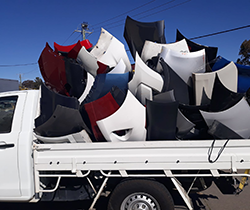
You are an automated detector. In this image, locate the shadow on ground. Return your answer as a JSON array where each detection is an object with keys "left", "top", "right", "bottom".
[{"left": 0, "top": 196, "right": 108, "bottom": 210}]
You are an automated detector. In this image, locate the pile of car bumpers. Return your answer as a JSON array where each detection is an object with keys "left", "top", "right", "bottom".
[{"left": 34, "top": 16, "right": 250, "bottom": 143}]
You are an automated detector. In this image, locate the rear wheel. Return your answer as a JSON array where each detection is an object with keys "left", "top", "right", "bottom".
[{"left": 107, "top": 179, "right": 174, "bottom": 210}]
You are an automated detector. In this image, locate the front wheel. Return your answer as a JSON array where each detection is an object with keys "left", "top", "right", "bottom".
[{"left": 107, "top": 179, "right": 174, "bottom": 210}]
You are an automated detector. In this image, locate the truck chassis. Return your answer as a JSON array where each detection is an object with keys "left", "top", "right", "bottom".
[{"left": 33, "top": 139, "right": 250, "bottom": 210}]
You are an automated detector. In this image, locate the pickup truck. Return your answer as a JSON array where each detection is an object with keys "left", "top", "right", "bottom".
[{"left": 1, "top": 89, "right": 250, "bottom": 210}]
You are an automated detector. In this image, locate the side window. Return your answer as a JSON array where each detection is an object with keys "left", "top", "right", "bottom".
[{"left": 0, "top": 96, "right": 18, "bottom": 133}]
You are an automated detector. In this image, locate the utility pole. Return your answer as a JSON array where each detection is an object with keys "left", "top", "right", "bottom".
[
  {"left": 19, "top": 74, "right": 23, "bottom": 90},
  {"left": 19, "top": 74, "right": 22, "bottom": 85},
  {"left": 75, "top": 22, "right": 92, "bottom": 40}
]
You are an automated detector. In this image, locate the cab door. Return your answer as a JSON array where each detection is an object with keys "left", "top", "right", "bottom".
[{"left": 0, "top": 92, "right": 26, "bottom": 197}]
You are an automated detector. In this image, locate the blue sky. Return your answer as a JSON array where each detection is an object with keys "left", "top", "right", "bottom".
[{"left": 0, "top": 0, "right": 249, "bottom": 82}]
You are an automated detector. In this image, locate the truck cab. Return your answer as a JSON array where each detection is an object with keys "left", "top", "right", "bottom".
[{"left": 0, "top": 90, "right": 39, "bottom": 201}]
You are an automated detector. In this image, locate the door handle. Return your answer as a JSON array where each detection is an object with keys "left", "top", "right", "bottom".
[{"left": 0, "top": 142, "right": 14, "bottom": 149}]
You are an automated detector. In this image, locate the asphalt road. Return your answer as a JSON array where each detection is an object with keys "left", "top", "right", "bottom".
[
  {"left": 174, "top": 176, "right": 250, "bottom": 210},
  {"left": 1, "top": 178, "right": 250, "bottom": 210}
]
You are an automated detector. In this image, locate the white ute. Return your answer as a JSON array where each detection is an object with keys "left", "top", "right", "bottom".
[{"left": 1, "top": 89, "right": 250, "bottom": 210}]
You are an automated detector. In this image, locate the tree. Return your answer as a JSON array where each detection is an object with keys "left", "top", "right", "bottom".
[
  {"left": 33, "top": 77, "right": 43, "bottom": 89},
  {"left": 236, "top": 39, "right": 250, "bottom": 66},
  {"left": 21, "top": 80, "right": 34, "bottom": 89},
  {"left": 21, "top": 77, "right": 43, "bottom": 90}
]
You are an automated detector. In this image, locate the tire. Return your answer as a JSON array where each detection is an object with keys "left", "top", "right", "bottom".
[{"left": 107, "top": 179, "right": 174, "bottom": 210}]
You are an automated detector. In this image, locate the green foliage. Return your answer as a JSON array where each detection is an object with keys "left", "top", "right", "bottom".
[
  {"left": 33, "top": 77, "right": 43, "bottom": 89},
  {"left": 236, "top": 39, "right": 250, "bottom": 66},
  {"left": 21, "top": 77, "right": 43, "bottom": 89}
]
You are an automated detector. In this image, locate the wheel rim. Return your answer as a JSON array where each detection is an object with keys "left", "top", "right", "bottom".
[{"left": 120, "top": 192, "right": 160, "bottom": 210}]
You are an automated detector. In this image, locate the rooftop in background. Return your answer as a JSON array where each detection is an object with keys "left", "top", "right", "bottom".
[{"left": 0, "top": 78, "right": 19, "bottom": 93}]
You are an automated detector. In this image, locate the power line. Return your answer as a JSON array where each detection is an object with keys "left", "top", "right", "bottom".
[
  {"left": 90, "top": 0, "right": 175, "bottom": 32},
  {"left": 137, "top": 0, "right": 191, "bottom": 20},
  {"left": 23, "top": 66, "right": 39, "bottom": 75},
  {"left": 93, "top": 0, "right": 191, "bottom": 32},
  {"left": 65, "top": 0, "right": 185, "bottom": 42},
  {"left": 62, "top": 31, "right": 76, "bottom": 44},
  {"left": 72, "top": 33, "right": 82, "bottom": 43},
  {"left": 190, "top": 24, "right": 250, "bottom": 40},
  {"left": 72, "top": 0, "right": 156, "bottom": 43},
  {"left": 2, "top": 22, "right": 250, "bottom": 68},
  {"left": 0, "top": 62, "right": 37, "bottom": 67},
  {"left": 133, "top": 0, "right": 175, "bottom": 19},
  {"left": 62, "top": 23, "right": 84, "bottom": 44},
  {"left": 91, "top": 0, "right": 156, "bottom": 28}
]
